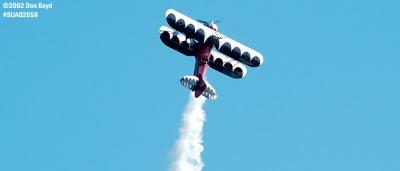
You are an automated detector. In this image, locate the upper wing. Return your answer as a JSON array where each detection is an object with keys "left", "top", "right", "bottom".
[
  {"left": 208, "top": 50, "right": 247, "bottom": 79},
  {"left": 159, "top": 26, "right": 199, "bottom": 56},
  {"left": 165, "top": 9, "right": 216, "bottom": 44},
  {"left": 165, "top": 9, "right": 264, "bottom": 67}
]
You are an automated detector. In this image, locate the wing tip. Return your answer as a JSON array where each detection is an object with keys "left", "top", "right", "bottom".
[
  {"left": 165, "top": 8, "right": 177, "bottom": 17},
  {"left": 258, "top": 54, "right": 264, "bottom": 66},
  {"left": 159, "top": 25, "right": 174, "bottom": 35}
]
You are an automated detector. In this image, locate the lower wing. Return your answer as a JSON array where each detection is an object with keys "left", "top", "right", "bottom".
[
  {"left": 208, "top": 50, "right": 247, "bottom": 79},
  {"left": 159, "top": 26, "right": 198, "bottom": 56}
]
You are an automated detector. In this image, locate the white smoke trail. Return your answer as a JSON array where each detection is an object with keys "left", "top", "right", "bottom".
[{"left": 169, "top": 93, "right": 206, "bottom": 171}]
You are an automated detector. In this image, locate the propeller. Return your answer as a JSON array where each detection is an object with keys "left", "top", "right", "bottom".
[
  {"left": 196, "top": 19, "right": 209, "bottom": 26},
  {"left": 196, "top": 19, "right": 221, "bottom": 26}
]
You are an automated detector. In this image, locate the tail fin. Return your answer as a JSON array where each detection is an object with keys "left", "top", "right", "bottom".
[{"left": 180, "top": 76, "right": 217, "bottom": 100}]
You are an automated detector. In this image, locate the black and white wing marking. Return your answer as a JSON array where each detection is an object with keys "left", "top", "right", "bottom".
[
  {"left": 209, "top": 50, "right": 247, "bottom": 79},
  {"left": 166, "top": 9, "right": 217, "bottom": 44},
  {"left": 215, "top": 35, "right": 263, "bottom": 67},
  {"left": 166, "top": 9, "right": 264, "bottom": 67},
  {"left": 159, "top": 26, "right": 199, "bottom": 56}
]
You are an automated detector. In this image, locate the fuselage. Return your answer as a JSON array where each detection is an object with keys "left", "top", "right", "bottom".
[
  {"left": 193, "top": 40, "right": 213, "bottom": 97},
  {"left": 192, "top": 22, "right": 218, "bottom": 98}
]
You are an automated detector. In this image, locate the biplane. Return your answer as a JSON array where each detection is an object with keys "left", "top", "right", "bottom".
[{"left": 159, "top": 9, "right": 264, "bottom": 100}]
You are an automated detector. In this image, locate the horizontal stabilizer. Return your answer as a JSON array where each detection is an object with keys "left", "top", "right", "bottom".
[
  {"left": 180, "top": 76, "right": 199, "bottom": 91},
  {"left": 202, "top": 81, "right": 217, "bottom": 100},
  {"left": 180, "top": 76, "right": 217, "bottom": 100}
]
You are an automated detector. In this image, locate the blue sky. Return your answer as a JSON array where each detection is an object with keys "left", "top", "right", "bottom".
[{"left": 1, "top": 0, "right": 399, "bottom": 170}]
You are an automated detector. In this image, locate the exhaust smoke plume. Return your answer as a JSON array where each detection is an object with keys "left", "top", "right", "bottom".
[{"left": 169, "top": 94, "right": 206, "bottom": 171}]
